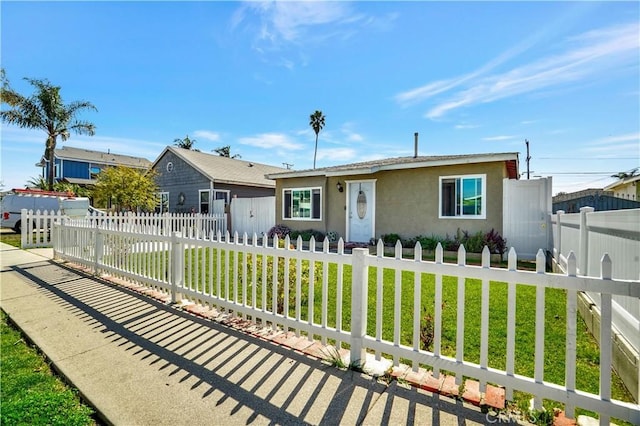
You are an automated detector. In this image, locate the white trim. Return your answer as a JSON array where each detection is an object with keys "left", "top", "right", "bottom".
[
  {"left": 282, "top": 187, "right": 322, "bottom": 221},
  {"left": 438, "top": 174, "right": 487, "bottom": 220},
  {"left": 266, "top": 153, "right": 518, "bottom": 179}
]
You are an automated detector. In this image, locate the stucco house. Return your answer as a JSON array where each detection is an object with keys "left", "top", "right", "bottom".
[
  {"left": 265, "top": 152, "right": 519, "bottom": 243},
  {"left": 37, "top": 146, "right": 152, "bottom": 187},
  {"left": 152, "top": 146, "right": 287, "bottom": 214}
]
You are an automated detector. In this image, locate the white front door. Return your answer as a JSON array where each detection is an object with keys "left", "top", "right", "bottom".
[{"left": 347, "top": 180, "right": 375, "bottom": 243}]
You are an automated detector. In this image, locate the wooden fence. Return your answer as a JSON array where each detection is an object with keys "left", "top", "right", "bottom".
[{"left": 51, "top": 221, "right": 640, "bottom": 425}]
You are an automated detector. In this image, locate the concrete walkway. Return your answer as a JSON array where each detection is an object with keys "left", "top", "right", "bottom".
[{"left": 0, "top": 242, "right": 500, "bottom": 425}]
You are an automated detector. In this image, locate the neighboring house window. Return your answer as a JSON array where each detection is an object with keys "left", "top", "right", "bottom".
[
  {"left": 283, "top": 188, "right": 321, "bottom": 220},
  {"left": 90, "top": 166, "right": 101, "bottom": 179},
  {"left": 439, "top": 175, "right": 486, "bottom": 219},
  {"left": 199, "top": 190, "right": 210, "bottom": 214},
  {"left": 214, "top": 190, "right": 230, "bottom": 205},
  {"left": 156, "top": 192, "right": 169, "bottom": 213}
]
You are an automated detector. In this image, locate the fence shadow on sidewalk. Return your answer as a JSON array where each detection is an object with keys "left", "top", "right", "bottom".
[{"left": 10, "top": 259, "right": 499, "bottom": 425}]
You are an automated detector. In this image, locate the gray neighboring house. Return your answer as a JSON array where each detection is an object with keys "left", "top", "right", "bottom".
[{"left": 151, "top": 146, "right": 287, "bottom": 214}]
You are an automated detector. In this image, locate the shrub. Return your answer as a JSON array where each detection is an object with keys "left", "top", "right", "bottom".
[
  {"left": 381, "top": 233, "right": 402, "bottom": 246},
  {"left": 484, "top": 228, "right": 507, "bottom": 255},
  {"left": 267, "top": 224, "right": 291, "bottom": 239},
  {"left": 290, "top": 229, "right": 325, "bottom": 241},
  {"left": 420, "top": 309, "right": 434, "bottom": 351}
]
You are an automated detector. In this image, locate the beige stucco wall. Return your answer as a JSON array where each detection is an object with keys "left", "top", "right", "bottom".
[{"left": 275, "top": 161, "right": 511, "bottom": 241}]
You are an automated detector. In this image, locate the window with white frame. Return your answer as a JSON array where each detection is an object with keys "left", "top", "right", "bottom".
[
  {"left": 283, "top": 187, "right": 321, "bottom": 220},
  {"left": 199, "top": 190, "right": 210, "bottom": 214},
  {"left": 156, "top": 192, "right": 169, "bottom": 213},
  {"left": 439, "top": 175, "right": 486, "bottom": 218}
]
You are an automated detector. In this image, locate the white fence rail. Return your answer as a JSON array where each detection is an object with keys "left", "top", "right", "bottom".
[
  {"left": 551, "top": 207, "right": 640, "bottom": 354},
  {"left": 19, "top": 209, "right": 227, "bottom": 249},
  {"left": 51, "top": 221, "right": 640, "bottom": 425}
]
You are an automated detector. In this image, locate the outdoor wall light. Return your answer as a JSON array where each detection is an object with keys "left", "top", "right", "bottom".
[{"left": 336, "top": 182, "right": 344, "bottom": 192}]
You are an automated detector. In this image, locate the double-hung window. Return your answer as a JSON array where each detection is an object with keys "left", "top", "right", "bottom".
[
  {"left": 283, "top": 188, "right": 321, "bottom": 220},
  {"left": 439, "top": 174, "right": 486, "bottom": 219}
]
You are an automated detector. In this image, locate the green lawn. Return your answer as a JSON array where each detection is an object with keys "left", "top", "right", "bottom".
[
  {"left": 0, "top": 311, "right": 95, "bottom": 425},
  {"left": 22, "top": 235, "right": 637, "bottom": 422},
  {"left": 0, "top": 230, "right": 21, "bottom": 248},
  {"left": 167, "top": 247, "right": 634, "bottom": 419}
]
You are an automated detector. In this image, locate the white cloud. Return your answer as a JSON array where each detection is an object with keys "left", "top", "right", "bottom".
[
  {"left": 193, "top": 130, "right": 221, "bottom": 142},
  {"left": 482, "top": 135, "right": 517, "bottom": 141},
  {"left": 396, "top": 22, "right": 639, "bottom": 119},
  {"left": 587, "top": 132, "right": 640, "bottom": 147},
  {"left": 248, "top": 1, "right": 360, "bottom": 44},
  {"left": 238, "top": 132, "right": 304, "bottom": 150},
  {"left": 455, "top": 124, "right": 479, "bottom": 130},
  {"left": 316, "top": 147, "right": 357, "bottom": 161}
]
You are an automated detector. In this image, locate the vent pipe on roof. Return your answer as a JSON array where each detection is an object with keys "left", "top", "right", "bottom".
[{"left": 414, "top": 132, "right": 419, "bottom": 158}]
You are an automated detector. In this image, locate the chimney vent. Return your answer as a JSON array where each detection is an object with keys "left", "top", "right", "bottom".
[{"left": 414, "top": 132, "right": 419, "bottom": 158}]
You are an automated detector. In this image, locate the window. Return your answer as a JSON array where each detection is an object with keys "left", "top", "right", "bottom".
[
  {"left": 439, "top": 175, "right": 486, "bottom": 219},
  {"left": 283, "top": 188, "right": 321, "bottom": 220},
  {"left": 156, "top": 192, "right": 169, "bottom": 213},
  {"left": 214, "top": 190, "right": 230, "bottom": 205},
  {"left": 90, "top": 166, "right": 101, "bottom": 179},
  {"left": 199, "top": 190, "right": 210, "bottom": 214}
]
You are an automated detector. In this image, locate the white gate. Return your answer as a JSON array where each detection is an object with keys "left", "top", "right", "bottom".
[
  {"left": 503, "top": 177, "right": 553, "bottom": 259},
  {"left": 230, "top": 196, "right": 275, "bottom": 237}
]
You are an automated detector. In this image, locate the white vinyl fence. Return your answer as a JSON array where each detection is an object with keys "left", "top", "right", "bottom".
[
  {"left": 51, "top": 220, "right": 640, "bottom": 425},
  {"left": 230, "top": 196, "right": 275, "bottom": 237},
  {"left": 19, "top": 209, "right": 227, "bottom": 249},
  {"left": 551, "top": 207, "right": 640, "bottom": 353}
]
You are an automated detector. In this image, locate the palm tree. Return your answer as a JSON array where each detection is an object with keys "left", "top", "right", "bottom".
[
  {"left": 0, "top": 75, "right": 97, "bottom": 190},
  {"left": 309, "top": 110, "right": 325, "bottom": 169},
  {"left": 213, "top": 145, "right": 241, "bottom": 159},
  {"left": 173, "top": 134, "right": 199, "bottom": 151}
]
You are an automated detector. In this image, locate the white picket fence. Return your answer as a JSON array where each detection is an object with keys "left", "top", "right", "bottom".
[
  {"left": 51, "top": 221, "right": 640, "bottom": 425},
  {"left": 19, "top": 209, "right": 227, "bottom": 249}
]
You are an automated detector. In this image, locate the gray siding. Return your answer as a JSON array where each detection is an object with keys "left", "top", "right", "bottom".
[{"left": 153, "top": 151, "right": 275, "bottom": 213}]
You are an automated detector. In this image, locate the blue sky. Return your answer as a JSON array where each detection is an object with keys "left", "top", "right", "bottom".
[{"left": 1, "top": 1, "right": 638, "bottom": 195}]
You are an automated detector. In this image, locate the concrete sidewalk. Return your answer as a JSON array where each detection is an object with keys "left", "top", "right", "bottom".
[{"left": 0, "top": 242, "right": 497, "bottom": 425}]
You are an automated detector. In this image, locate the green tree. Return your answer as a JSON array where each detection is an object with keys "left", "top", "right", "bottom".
[
  {"left": 174, "top": 134, "right": 199, "bottom": 151},
  {"left": 309, "top": 110, "right": 325, "bottom": 169},
  {"left": 0, "top": 74, "right": 97, "bottom": 190},
  {"left": 213, "top": 145, "right": 241, "bottom": 159},
  {"left": 26, "top": 176, "right": 48, "bottom": 190},
  {"left": 92, "top": 166, "right": 158, "bottom": 212}
]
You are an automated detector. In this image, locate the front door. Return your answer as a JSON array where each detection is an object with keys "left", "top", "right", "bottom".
[{"left": 347, "top": 180, "right": 375, "bottom": 243}]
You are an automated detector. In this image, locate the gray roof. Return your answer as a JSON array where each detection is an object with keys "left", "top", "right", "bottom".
[
  {"left": 55, "top": 146, "right": 152, "bottom": 169},
  {"left": 155, "top": 146, "right": 287, "bottom": 188},
  {"left": 266, "top": 152, "right": 520, "bottom": 179}
]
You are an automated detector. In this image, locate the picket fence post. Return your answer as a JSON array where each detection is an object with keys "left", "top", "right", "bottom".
[
  {"left": 555, "top": 210, "right": 564, "bottom": 262},
  {"left": 579, "top": 206, "right": 594, "bottom": 275},
  {"left": 350, "top": 248, "right": 368, "bottom": 366},
  {"left": 171, "top": 232, "right": 183, "bottom": 303},
  {"left": 20, "top": 209, "right": 28, "bottom": 248},
  {"left": 94, "top": 225, "right": 104, "bottom": 276}
]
